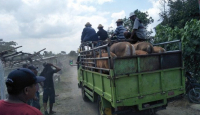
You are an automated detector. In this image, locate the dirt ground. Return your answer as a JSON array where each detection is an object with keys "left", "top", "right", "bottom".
[{"left": 45, "top": 66, "right": 200, "bottom": 115}]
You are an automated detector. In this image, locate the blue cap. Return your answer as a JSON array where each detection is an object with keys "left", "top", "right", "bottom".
[{"left": 6, "top": 68, "right": 45, "bottom": 89}]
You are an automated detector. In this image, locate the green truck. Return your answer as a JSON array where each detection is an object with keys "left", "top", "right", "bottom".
[{"left": 76, "top": 40, "right": 185, "bottom": 115}]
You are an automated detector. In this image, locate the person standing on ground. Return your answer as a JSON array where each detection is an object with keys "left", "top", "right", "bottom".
[
  {"left": 40, "top": 63, "right": 61, "bottom": 115},
  {"left": 0, "top": 68, "right": 43, "bottom": 115},
  {"left": 28, "top": 65, "right": 45, "bottom": 110}
]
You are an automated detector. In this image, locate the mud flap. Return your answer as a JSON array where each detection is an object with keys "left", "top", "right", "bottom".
[{"left": 98, "top": 96, "right": 112, "bottom": 115}]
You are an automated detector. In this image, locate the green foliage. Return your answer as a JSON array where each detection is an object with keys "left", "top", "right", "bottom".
[
  {"left": 0, "top": 39, "right": 17, "bottom": 52},
  {"left": 160, "top": 0, "right": 199, "bottom": 28},
  {"left": 155, "top": 19, "right": 200, "bottom": 78},
  {"left": 68, "top": 50, "right": 78, "bottom": 57},
  {"left": 43, "top": 51, "right": 55, "bottom": 57}
]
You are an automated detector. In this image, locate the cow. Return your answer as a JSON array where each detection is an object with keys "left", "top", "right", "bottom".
[
  {"left": 153, "top": 46, "right": 166, "bottom": 53},
  {"left": 135, "top": 50, "right": 148, "bottom": 55},
  {"left": 110, "top": 42, "right": 136, "bottom": 57},
  {"left": 133, "top": 42, "right": 154, "bottom": 54},
  {"left": 96, "top": 52, "right": 117, "bottom": 74}
]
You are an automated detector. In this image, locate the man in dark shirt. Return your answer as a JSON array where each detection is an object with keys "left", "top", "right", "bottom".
[
  {"left": 97, "top": 24, "right": 108, "bottom": 41},
  {"left": 81, "top": 22, "right": 98, "bottom": 43},
  {"left": 40, "top": 63, "right": 61, "bottom": 115}
]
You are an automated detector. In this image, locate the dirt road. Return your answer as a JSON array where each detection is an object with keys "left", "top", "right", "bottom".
[
  {"left": 53, "top": 66, "right": 98, "bottom": 115},
  {"left": 52, "top": 67, "right": 200, "bottom": 115}
]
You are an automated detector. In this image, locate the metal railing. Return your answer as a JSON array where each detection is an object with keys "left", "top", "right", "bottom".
[{"left": 153, "top": 40, "right": 182, "bottom": 51}]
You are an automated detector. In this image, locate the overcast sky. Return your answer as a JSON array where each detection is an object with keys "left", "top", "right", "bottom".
[{"left": 0, "top": 0, "right": 162, "bottom": 54}]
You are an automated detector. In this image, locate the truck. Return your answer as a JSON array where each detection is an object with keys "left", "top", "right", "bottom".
[{"left": 76, "top": 40, "right": 185, "bottom": 115}]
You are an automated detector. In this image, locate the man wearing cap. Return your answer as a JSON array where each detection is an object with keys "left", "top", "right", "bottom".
[
  {"left": 129, "top": 12, "right": 147, "bottom": 43},
  {"left": 81, "top": 22, "right": 98, "bottom": 43},
  {"left": 40, "top": 63, "right": 61, "bottom": 115},
  {"left": 111, "top": 19, "right": 127, "bottom": 40},
  {"left": 97, "top": 24, "right": 108, "bottom": 41},
  {"left": 0, "top": 68, "right": 43, "bottom": 115},
  {"left": 28, "top": 65, "right": 45, "bottom": 110}
]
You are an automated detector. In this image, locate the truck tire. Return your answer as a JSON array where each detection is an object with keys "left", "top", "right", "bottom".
[
  {"left": 188, "top": 88, "right": 200, "bottom": 104},
  {"left": 81, "top": 86, "right": 89, "bottom": 102}
]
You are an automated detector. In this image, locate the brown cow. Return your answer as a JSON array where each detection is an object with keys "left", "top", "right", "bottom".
[
  {"left": 133, "top": 42, "right": 154, "bottom": 54},
  {"left": 96, "top": 52, "right": 117, "bottom": 73},
  {"left": 153, "top": 46, "right": 166, "bottom": 53},
  {"left": 110, "top": 42, "right": 136, "bottom": 57},
  {"left": 135, "top": 50, "right": 148, "bottom": 55}
]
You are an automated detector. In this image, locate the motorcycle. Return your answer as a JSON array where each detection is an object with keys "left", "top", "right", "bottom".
[{"left": 185, "top": 71, "right": 200, "bottom": 104}]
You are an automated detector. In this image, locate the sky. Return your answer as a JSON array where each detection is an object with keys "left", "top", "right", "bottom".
[{"left": 0, "top": 0, "right": 162, "bottom": 54}]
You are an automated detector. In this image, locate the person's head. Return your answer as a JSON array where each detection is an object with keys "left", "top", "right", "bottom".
[
  {"left": 97, "top": 24, "right": 103, "bottom": 30},
  {"left": 116, "top": 19, "right": 123, "bottom": 26},
  {"left": 129, "top": 12, "right": 137, "bottom": 21},
  {"left": 28, "top": 65, "right": 38, "bottom": 75},
  {"left": 22, "top": 64, "right": 28, "bottom": 68},
  {"left": 43, "top": 63, "right": 53, "bottom": 72},
  {"left": 5, "top": 68, "right": 44, "bottom": 101},
  {"left": 85, "top": 22, "right": 92, "bottom": 27}
]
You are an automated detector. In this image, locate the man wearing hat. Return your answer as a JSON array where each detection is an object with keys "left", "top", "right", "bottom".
[
  {"left": 0, "top": 68, "right": 43, "bottom": 115},
  {"left": 111, "top": 19, "right": 127, "bottom": 40},
  {"left": 97, "top": 24, "right": 108, "bottom": 41},
  {"left": 28, "top": 65, "right": 45, "bottom": 110},
  {"left": 129, "top": 12, "right": 147, "bottom": 43},
  {"left": 81, "top": 22, "right": 98, "bottom": 43}
]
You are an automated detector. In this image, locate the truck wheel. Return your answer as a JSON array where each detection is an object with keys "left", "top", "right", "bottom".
[
  {"left": 188, "top": 88, "right": 200, "bottom": 104},
  {"left": 81, "top": 86, "right": 89, "bottom": 102}
]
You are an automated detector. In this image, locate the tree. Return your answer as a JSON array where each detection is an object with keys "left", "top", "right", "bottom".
[
  {"left": 0, "top": 39, "right": 17, "bottom": 52},
  {"left": 43, "top": 51, "right": 56, "bottom": 57},
  {"left": 68, "top": 51, "right": 78, "bottom": 57},
  {"left": 155, "top": 19, "right": 200, "bottom": 79},
  {"left": 159, "top": 0, "right": 199, "bottom": 28}
]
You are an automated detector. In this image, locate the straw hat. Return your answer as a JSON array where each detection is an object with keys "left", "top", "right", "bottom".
[
  {"left": 129, "top": 12, "right": 136, "bottom": 18},
  {"left": 85, "top": 22, "right": 92, "bottom": 26},
  {"left": 116, "top": 19, "right": 123, "bottom": 23},
  {"left": 97, "top": 24, "right": 103, "bottom": 28}
]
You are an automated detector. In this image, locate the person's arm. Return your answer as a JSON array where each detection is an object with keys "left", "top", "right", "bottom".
[
  {"left": 81, "top": 28, "right": 86, "bottom": 43},
  {"left": 48, "top": 63, "right": 61, "bottom": 73},
  {"left": 129, "top": 19, "right": 139, "bottom": 39},
  {"left": 129, "top": 29, "right": 135, "bottom": 39},
  {"left": 111, "top": 27, "right": 118, "bottom": 38}
]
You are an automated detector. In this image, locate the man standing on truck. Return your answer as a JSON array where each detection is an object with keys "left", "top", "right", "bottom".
[
  {"left": 128, "top": 12, "right": 147, "bottom": 43},
  {"left": 40, "top": 63, "right": 61, "bottom": 115},
  {"left": 111, "top": 19, "right": 127, "bottom": 40},
  {"left": 97, "top": 24, "right": 108, "bottom": 41},
  {"left": 81, "top": 22, "right": 98, "bottom": 43}
]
